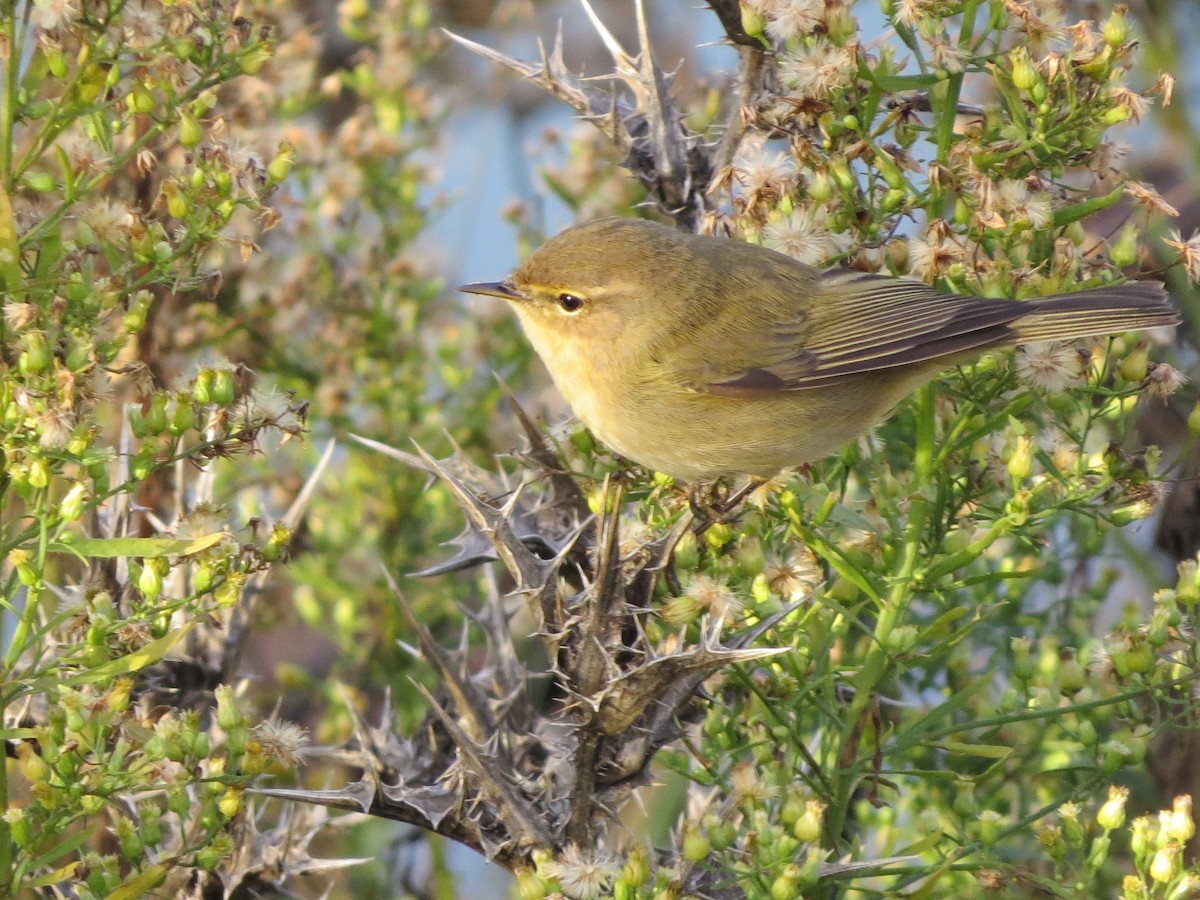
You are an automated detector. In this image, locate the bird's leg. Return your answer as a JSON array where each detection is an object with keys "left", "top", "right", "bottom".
[{"left": 686, "top": 477, "right": 759, "bottom": 532}]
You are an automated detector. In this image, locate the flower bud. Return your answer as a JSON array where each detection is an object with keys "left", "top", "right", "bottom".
[
  {"left": 137, "top": 560, "right": 162, "bottom": 600},
  {"left": 1098, "top": 786, "right": 1129, "bottom": 831},
  {"left": 267, "top": 141, "right": 295, "bottom": 183},
  {"left": 978, "top": 810, "right": 1003, "bottom": 847},
  {"left": 1007, "top": 435, "right": 1033, "bottom": 482},
  {"left": 215, "top": 685, "right": 246, "bottom": 731},
  {"left": 1149, "top": 843, "right": 1179, "bottom": 883},
  {"left": 212, "top": 367, "right": 236, "bottom": 405},
  {"left": 218, "top": 787, "right": 242, "bottom": 819},
  {"left": 59, "top": 482, "right": 86, "bottom": 522},
  {"left": 1111, "top": 225, "right": 1139, "bottom": 268},
  {"left": 19, "top": 332, "right": 51, "bottom": 374},
  {"left": 793, "top": 799, "right": 825, "bottom": 843},
  {"left": 179, "top": 112, "right": 202, "bottom": 148},
  {"left": 1010, "top": 47, "right": 1037, "bottom": 92},
  {"left": 1130, "top": 815, "right": 1153, "bottom": 860},
  {"left": 1057, "top": 651, "right": 1084, "bottom": 695},
  {"left": 682, "top": 821, "right": 709, "bottom": 861},
  {"left": 771, "top": 865, "right": 801, "bottom": 900},
  {"left": 1165, "top": 795, "right": 1195, "bottom": 843},
  {"left": 1103, "top": 5, "right": 1130, "bottom": 46}
]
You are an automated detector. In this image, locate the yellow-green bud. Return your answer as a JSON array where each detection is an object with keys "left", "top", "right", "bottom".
[
  {"left": 1098, "top": 786, "right": 1129, "bottom": 831},
  {"left": 622, "top": 844, "right": 649, "bottom": 886},
  {"left": 179, "top": 112, "right": 202, "bottom": 148},
  {"left": 808, "top": 171, "right": 833, "bottom": 203},
  {"left": 1057, "top": 652, "right": 1085, "bottom": 695},
  {"left": 218, "top": 787, "right": 242, "bottom": 819},
  {"left": 830, "top": 158, "right": 855, "bottom": 192},
  {"left": 19, "top": 332, "right": 51, "bottom": 374},
  {"left": 164, "top": 182, "right": 191, "bottom": 219},
  {"left": 771, "top": 865, "right": 801, "bottom": 900},
  {"left": 170, "top": 395, "right": 195, "bottom": 435},
  {"left": 267, "top": 141, "right": 295, "bottom": 183},
  {"left": 193, "top": 368, "right": 214, "bottom": 404},
  {"left": 145, "top": 394, "right": 169, "bottom": 434},
  {"left": 239, "top": 45, "right": 272, "bottom": 74},
  {"left": 1129, "top": 815, "right": 1153, "bottom": 862},
  {"left": 793, "top": 799, "right": 825, "bottom": 843},
  {"left": 24, "top": 172, "right": 55, "bottom": 193},
  {"left": 1166, "top": 795, "right": 1195, "bottom": 843},
  {"left": 215, "top": 684, "right": 246, "bottom": 731},
  {"left": 1118, "top": 346, "right": 1148, "bottom": 382},
  {"left": 137, "top": 560, "right": 162, "bottom": 600},
  {"left": 515, "top": 868, "right": 547, "bottom": 900},
  {"left": 28, "top": 457, "right": 50, "bottom": 490},
  {"left": 59, "top": 482, "right": 86, "bottom": 522},
  {"left": 5, "top": 808, "right": 29, "bottom": 847},
  {"left": 682, "top": 821, "right": 710, "bottom": 862},
  {"left": 978, "top": 810, "right": 1003, "bottom": 847},
  {"left": 193, "top": 562, "right": 215, "bottom": 595},
  {"left": 107, "top": 676, "right": 132, "bottom": 712},
  {"left": 1103, "top": 5, "right": 1130, "bottom": 46},
  {"left": 1150, "top": 844, "right": 1179, "bottom": 883},
  {"left": 1102, "top": 105, "right": 1131, "bottom": 126},
  {"left": 127, "top": 82, "right": 154, "bottom": 114},
  {"left": 1007, "top": 435, "right": 1034, "bottom": 483},
  {"left": 1111, "top": 225, "right": 1139, "bottom": 268},
  {"left": 1010, "top": 47, "right": 1037, "bottom": 92},
  {"left": 212, "top": 367, "right": 235, "bottom": 405}
]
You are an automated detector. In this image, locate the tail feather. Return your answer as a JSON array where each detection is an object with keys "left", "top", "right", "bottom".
[{"left": 1015, "top": 282, "right": 1179, "bottom": 343}]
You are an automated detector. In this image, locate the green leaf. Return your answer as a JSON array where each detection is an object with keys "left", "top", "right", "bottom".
[
  {"left": 868, "top": 72, "right": 940, "bottom": 92},
  {"left": 58, "top": 624, "right": 193, "bottom": 687},
  {"left": 932, "top": 740, "right": 1014, "bottom": 759},
  {"left": 25, "top": 862, "right": 80, "bottom": 889},
  {"left": 103, "top": 864, "right": 168, "bottom": 900},
  {"left": 49, "top": 533, "right": 228, "bottom": 559}
]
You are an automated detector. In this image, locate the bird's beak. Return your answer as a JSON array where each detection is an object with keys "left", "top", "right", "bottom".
[{"left": 458, "top": 281, "right": 526, "bottom": 302}]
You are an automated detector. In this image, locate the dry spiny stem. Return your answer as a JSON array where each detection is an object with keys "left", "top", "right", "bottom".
[{"left": 259, "top": 408, "right": 794, "bottom": 884}]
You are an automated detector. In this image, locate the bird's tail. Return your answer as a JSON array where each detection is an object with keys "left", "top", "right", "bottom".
[{"left": 1014, "top": 282, "right": 1179, "bottom": 343}]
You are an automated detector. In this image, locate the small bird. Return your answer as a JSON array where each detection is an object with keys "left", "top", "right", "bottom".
[{"left": 461, "top": 217, "right": 1179, "bottom": 481}]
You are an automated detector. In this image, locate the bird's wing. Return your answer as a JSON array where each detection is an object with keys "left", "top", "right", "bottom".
[{"left": 678, "top": 269, "right": 1027, "bottom": 397}]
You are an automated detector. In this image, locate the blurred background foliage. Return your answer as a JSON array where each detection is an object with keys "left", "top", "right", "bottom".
[{"left": 4, "top": 0, "right": 1200, "bottom": 896}]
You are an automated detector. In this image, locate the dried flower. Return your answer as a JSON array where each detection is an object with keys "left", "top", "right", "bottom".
[
  {"left": 765, "top": 0, "right": 826, "bottom": 42},
  {"left": 681, "top": 574, "right": 742, "bottom": 620},
  {"left": 252, "top": 718, "right": 309, "bottom": 769},
  {"left": 908, "top": 232, "right": 963, "bottom": 281},
  {"left": 763, "top": 207, "right": 846, "bottom": 266},
  {"left": 1148, "top": 73, "right": 1175, "bottom": 107},
  {"left": 3, "top": 302, "right": 38, "bottom": 331},
  {"left": 730, "top": 760, "right": 777, "bottom": 804},
  {"left": 1125, "top": 182, "right": 1179, "bottom": 218},
  {"left": 1144, "top": 363, "right": 1187, "bottom": 401},
  {"left": 1110, "top": 87, "right": 1150, "bottom": 123},
  {"left": 77, "top": 198, "right": 133, "bottom": 246},
  {"left": 732, "top": 138, "right": 796, "bottom": 211},
  {"left": 541, "top": 846, "right": 619, "bottom": 899},
  {"left": 1015, "top": 342, "right": 1085, "bottom": 393},
  {"left": 778, "top": 38, "right": 856, "bottom": 101},
  {"left": 1164, "top": 228, "right": 1200, "bottom": 282},
  {"left": 31, "top": 0, "right": 78, "bottom": 31},
  {"left": 763, "top": 549, "right": 821, "bottom": 599}
]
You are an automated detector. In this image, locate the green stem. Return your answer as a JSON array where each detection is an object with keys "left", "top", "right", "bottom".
[
  {"left": 5, "top": 503, "right": 48, "bottom": 671},
  {"left": 0, "top": 8, "right": 17, "bottom": 181}
]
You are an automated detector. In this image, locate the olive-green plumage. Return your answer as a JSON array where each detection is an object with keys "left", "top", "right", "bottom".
[{"left": 461, "top": 217, "right": 1178, "bottom": 481}]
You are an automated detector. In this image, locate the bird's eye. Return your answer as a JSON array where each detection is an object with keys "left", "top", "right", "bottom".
[{"left": 557, "top": 293, "right": 585, "bottom": 314}]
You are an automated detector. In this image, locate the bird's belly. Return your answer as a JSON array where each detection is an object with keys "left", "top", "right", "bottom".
[{"left": 582, "top": 374, "right": 917, "bottom": 481}]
